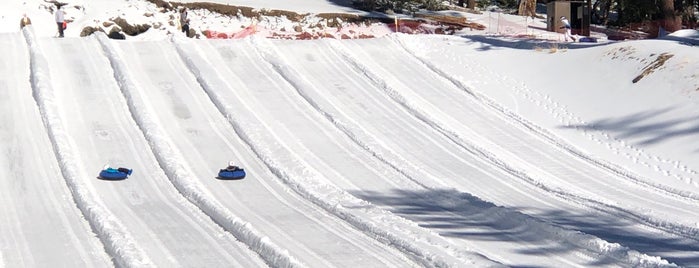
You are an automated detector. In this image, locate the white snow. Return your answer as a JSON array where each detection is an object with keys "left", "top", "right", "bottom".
[{"left": 1, "top": 0, "right": 698, "bottom": 267}]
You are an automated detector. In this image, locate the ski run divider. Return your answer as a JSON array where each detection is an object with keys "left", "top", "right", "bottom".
[
  {"left": 22, "top": 29, "right": 153, "bottom": 267},
  {"left": 170, "top": 36, "right": 504, "bottom": 268},
  {"left": 94, "top": 33, "right": 302, "bottom": 268},
  {"left": 321, "top": 36, "right": 677, "bottom": 267},
  {"left": 388, "top": 34, "right": 699, "bottom": 240}
]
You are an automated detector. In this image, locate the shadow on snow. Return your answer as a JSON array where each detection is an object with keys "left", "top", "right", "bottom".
[
  {"left": 457, "top": 34, "right": 611, "bottom": 51},
  {"left": 351, "top": 188, "right": 699, "bottom": 267},
  {"left": 558, "top": 106, "right": 699, "bottom": 150}
]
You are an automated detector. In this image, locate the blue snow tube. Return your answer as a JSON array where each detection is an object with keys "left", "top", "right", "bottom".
[
  {"left": 218, "top": 168, "right": 246, "bottom": 180},
  {"left": 99, "top": 167, "right": 133, "bottom": 180}
]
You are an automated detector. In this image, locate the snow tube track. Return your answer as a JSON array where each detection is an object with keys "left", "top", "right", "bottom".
[
  {"left": 22, "top": 29, "right": 151, "bottom": 268},
  {"left": 385, "top": 36, "right": 699, "bottom": 233},
  {"left": 330, "top": 36, "right": 698, "bottom": 263},
  {"left": 324, "top": 34, "right": 699, "bottom": 240},
  {"left": 102, "top": 34, "right": 429, "bottom": 268},
  {"left": 242, "top": 36, "right": 684, "bottom": 267},
  {"left": 5, "top": 29, "right": 696, "bottom": 267},
  {"left": 171, "top": 37, "right": 497, "bottom": 267},
  {"left": 1, "top": 32, "right": 111, "bottom": 268}
]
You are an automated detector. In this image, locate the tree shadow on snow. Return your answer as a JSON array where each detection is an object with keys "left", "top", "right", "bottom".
[
  {"left": 351, "top": 188, "right": 699, "bottom": 267},
  {"left": 558, "top": 106, "right": 699, "bottom": 151},
  {"left": 458, "top": 34, "right": 610, "bottom": 51}
]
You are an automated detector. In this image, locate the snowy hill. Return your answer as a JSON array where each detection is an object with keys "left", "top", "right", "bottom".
[{"left": 2, "top": 0, "right": 699, "bottom": 267}]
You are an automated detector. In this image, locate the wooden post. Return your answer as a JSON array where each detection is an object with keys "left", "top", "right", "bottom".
[{"left": 395, "top": 16, "right": 398, "bottom": 32}]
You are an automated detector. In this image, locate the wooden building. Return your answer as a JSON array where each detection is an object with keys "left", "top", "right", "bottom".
[{"left": 546, "top": 0, "right": 591, "bottom": 36}]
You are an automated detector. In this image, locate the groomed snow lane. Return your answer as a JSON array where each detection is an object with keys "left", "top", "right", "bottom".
[
  {"left": 35, "top": 34, "right": 266, "bottom": 267},
  {"left": 0, "top": 32, "right": 112, "bottom": 268},
  {"left": 243, "top": 36, "right": 677, "bottom": 267},
  {"left": 109, "top": 38, "right": 423, "bottom": 268}
]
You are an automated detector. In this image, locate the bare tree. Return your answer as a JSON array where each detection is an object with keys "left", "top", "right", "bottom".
[{"left": 518, "top": 0, "right": 536, "bottom": 18}]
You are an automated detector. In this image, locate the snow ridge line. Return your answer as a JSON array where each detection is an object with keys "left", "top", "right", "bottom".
[
  {"left": 392, "top": 34, "right": 699, "bottom": 232},
  {"left": 324, "top": 36, "right": 681, "bottom": 267},
  {"left": 95, "top": 33, "right": 302, "bottom": 268},
  {"left": 243, "top": 36, "right": 501, "bottom": 267},
  {"left": 398, "top": 36, "right": 699, "bottom": 203},
  {"left": 389, "top": 35, "right": 699, "bottom": 239},
  {"left": 180, "top": 35, "right": 501, "bottom": 267},
  {"left": 254, "top": 37, "right": 640, "bottom": 266},
  {"left": 249, "top": 36, "right": 511, "bottom": 268},
  {"left": 21, "top": 30, "right": 153, "bottom": 267},
  {"left": 255, "top": 36, "right": 640, "bottom": 265}
]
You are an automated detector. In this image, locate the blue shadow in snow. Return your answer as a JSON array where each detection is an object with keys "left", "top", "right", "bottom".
[
  {"left": 559, "top": 106, "right": 699, "bottom": 150},
  {"left": 457, "top": 34, "right": 611, "bottom": 51},
  {"left": 352, "top": 188, "right": 699, "bottom": 267}
]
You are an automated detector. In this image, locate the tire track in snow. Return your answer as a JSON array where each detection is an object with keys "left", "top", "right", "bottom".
[
  {"left": 95, "top": 33, "right": 301, "bottom": 268},
  {"left": 247, "top": 36, "right": 678, "bottom": 267},
  {"left": 240, "top": 38, "right": 584, "bottom": 266},
  {"left": 318, "top": 37, "right": 685, "bottom": 266},
  {"left": 386, "top": 35, "right": 699, "bottom": 240},
  {"left": 177, "top": 35, "right": 504, "bottom": 267},
  {"left": 169, "top": 38, "right": 413, "bottom": 267},
  {"left": 22, "top": 29, "right": 151, "bottom": 268}
]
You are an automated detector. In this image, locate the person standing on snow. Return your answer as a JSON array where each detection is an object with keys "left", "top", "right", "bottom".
[
  {"left": 559, "top": 16, "right": 576, "bottom": 42},
  {"left": 55, "top": 4, "right": 65, "bottom": 37},
  {"left": 179, "top": 7, "right": 190, "bottom": 37}
]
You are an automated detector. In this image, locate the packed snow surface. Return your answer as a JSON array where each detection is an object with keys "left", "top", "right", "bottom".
[{"left": 1, "top": 0, "right": 699, "bottom": 267}]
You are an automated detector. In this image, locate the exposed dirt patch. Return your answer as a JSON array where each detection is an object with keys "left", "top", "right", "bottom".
[
  {"left": 79, "top": 26, "right": 104, "bottom": 37},
  {"left": 603, "top": 46, "right": 637, "bottom": 60},
  {"left": 632, "top": 53, "right": 674, "bottom": 83},
  {"left": 414, "top": 13, "right": 485, "bottom": 30},
  {"left": 151, "top": 0, "right": 308, "bottom": 21},
  {"left": 112, "top": 17, "right": 152, "bottom": 36},
  {"left": 144, "top": 0, "right": 481, "bottom": 40},
  {"left": 81, "top": 0, "right": 485, "bottom": 40}
]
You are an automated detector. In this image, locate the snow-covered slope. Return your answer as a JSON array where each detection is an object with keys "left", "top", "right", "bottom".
[
  {"left": 3, "top": 1, "right": 699, "bottom": 267},
  {"left": 3, "top": 27, "right": 698, "bottom": 267}
]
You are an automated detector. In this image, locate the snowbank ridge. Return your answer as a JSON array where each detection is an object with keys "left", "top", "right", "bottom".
[
  {"left": 322, "top": 34, "right": 678, "bottom": 267},
  {"left": 389, "top": 35, "right": 699, "bottom": 242},
  {"left": 230, "top": 36, "right": 505, "bottom": 267},
  {"left": 95, "top": 33, "right": 303, "bottom": 268},
  {"left": 22, "top": 29, "right": 154, "bottom": 268}
]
